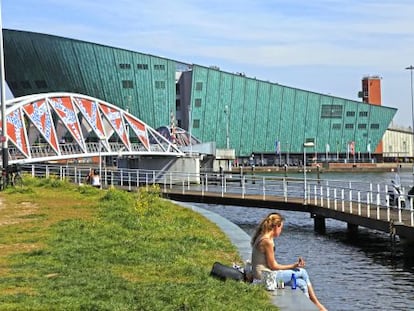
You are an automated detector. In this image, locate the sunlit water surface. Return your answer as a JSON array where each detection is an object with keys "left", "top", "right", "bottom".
[{"left": 192, "top": 171, "right": 414, "bottom": 311}]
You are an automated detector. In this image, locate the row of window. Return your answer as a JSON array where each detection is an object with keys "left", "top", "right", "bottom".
[
  {"left": 347, "top": 111, "right": 368, "bottom": 117},
  {"left": 119, "top": 63, "right": 165, "bottom": 70},
  {"left": 321, "top": 105, "right": 369, "bottom": 118},
  {"left": 332, "top": 123, "right": 380, "bottom": 130},
  {"left": 122, "top": 80, "right": 166, "bottom": 89}
]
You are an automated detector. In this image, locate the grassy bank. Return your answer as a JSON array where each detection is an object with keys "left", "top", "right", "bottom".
[{"left": 0, "top": 177, "right": 275, "bottom": 310}]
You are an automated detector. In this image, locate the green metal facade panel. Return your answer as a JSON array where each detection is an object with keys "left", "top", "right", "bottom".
[
  {"left": 4, "top": 29, "right": 176, "bottom": 129},
  {"left": 278, "top": 87, "right": 295, "bottom": 154},
  {"left": 4, "top": 30, "right": 397, "bottom": 157},
  {"left": 303, "top": 93, "right": 320, "bottom": 148},
  {"left": 254, "top": 82, "right": 271, "bottom": 152},
  {"left": 204, "top": 69, "right": 220, "bottom": 143},
  {"left": 291, "top": 89, "right": 308, "bottom": 152},
  {"left": 268, "top": 86, "right": 284, "bottom": 149},
  {"left": 191, "top": 65, "right": 397, "bottom": 156},
  {"left": 218, "top": 72, "right": 233, "bottom": 147},
  {"left": 230, "top": 76, "right": 246, "bottom": 154},
  {"left": 240, "top": 79, "right": 258, "bottom": 155}
]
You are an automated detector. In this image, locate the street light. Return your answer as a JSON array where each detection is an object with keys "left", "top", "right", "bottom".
[
  {"left": 98, "top": 138, "right": 105, "bottom": 189},
  {"left": 0, "top": 6, "right": 8, "bottom": 171},
  {"left": 224, "top": 105, "right": 230, "bottom": 149},
  {"left": 188, "top": 103, "right": 192, "bottom": 156},
  {"left": 303, "top": 140, "right": 315, "bottom": 204},
  {"left": 406, "top": 65, "right": 414, "bottom": 184}
]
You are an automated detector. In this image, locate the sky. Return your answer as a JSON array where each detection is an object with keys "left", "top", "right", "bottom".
[{"left": 3, "top": 0, "right": 414, "bottom": 127}]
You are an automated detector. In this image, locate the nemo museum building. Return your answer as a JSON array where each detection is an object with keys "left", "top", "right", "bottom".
[{"left": 3, "top": 29, "right": 397, "bottom": 165}]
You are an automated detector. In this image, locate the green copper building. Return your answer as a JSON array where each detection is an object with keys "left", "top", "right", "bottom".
[{"left": 3, "top": 29, "right": 397, "bottom": 161}]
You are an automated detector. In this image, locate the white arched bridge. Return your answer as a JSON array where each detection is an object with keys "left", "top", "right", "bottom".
[{"left": 2, "top": 92, "right": 185, "bottom": 164}]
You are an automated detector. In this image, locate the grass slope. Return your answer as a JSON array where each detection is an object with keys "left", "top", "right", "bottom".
[{"left": 0, "top": 177, "right": 276, "bottom": 310}]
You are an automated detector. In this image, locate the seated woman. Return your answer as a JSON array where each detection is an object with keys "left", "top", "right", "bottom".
[
  {"left": 251, "top": 212, "right": 327, "bottom": 311},
  {"left": 86, "top": 169, "right": 101, "bottom": 188},
  {"left": 91, "top": 169, "right": 101, "bottom": 188}
]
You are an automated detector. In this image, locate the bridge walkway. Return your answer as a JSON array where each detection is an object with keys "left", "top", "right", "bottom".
[
  {"left": 163, "top": 188, "right": 414, "bottom": 241},
  {"left": 22, "top": 163, "right": 414, "bottom": 240}
]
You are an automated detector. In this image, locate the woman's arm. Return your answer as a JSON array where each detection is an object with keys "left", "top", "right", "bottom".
[{"left": 261, "top": 239, "right": 301, "bottom": 270}]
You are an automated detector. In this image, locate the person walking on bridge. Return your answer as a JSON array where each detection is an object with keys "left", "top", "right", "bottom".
[{"left": 251, "top": 212, "right": 327, "bottom": 311}]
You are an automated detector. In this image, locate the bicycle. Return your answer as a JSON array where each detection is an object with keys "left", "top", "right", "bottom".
[{"left": 0, "top": 164, "right": 23, "bottom": 190}]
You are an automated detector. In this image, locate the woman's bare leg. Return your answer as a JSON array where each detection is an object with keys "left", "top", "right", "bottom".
[{"left": 308, "top": 284, "right": 328, "bottom": 311}]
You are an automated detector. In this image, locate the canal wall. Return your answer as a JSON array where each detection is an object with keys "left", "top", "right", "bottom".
[{"left": 229, "top": 162, "right": 410, "bottom": 174}]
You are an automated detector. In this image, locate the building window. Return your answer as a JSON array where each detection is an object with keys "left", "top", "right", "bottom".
[
  {"left": 154, "top": 64, "right": 165, "bottom": 70},
  {"left": 195, "top": 82, "right": 203, "bottom": 91},
  {"left": 193, "top": 119, "right": 200, "bottom": 128},
  {"left": 321, "top": 104, "right": 343, "bottom": 118},
  {"left": 155, "top": 81, "right": 165, "bottom": 89},
  {"left": 137, "top": 64, "right": 148, "bottom": 70},
  {"left": 370, "top": 123, "right": 379, "bottom": 129},
  {"left": 119, "top": 63, "right": 131, "bottom": 69},
  {"left": 35, "top": 80, "right": 48, "bottom": 89},
  {"left": 346, "top": 111, "right": 355, "bottom": 117},
  {"left": 332, "top": 124, "right": 341, "bottom": 129},
  {"left": 358, "top": 124, "right": 367, "bottom": 129},
  {"left": 21, "top": 81, "right": 31, "bottom": 89},
  {"left": 345, "top": 124, "right": 354, "bottom": 129},
  {"left": 176, "top": 84, "right": 180, "bottom": 95},
  {"left": 194, "top": 98, "right": 202, "bottom": 107},
  {"left": 359, "top": 111, "right": 368, "bottom": 117},
  {"left": 122, "top": 80, "right": 133, "bottom": 89},
  {"left": 177, "top": 119, "right": 182, "bottom": 127},
  {"left": 176, "top": 99, "right": 181, "bottom": 111}
]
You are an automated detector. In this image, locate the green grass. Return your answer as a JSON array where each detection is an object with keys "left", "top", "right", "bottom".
[{"left": 0, "top": 178, "right": 277, "bottom": 310}]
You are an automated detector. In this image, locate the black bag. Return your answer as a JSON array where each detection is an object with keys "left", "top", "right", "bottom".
[{"left": 210, "top": 262, "right": 245, "bottom": 282}]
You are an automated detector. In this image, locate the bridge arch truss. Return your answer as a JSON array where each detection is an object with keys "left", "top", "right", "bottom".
[{"left": 2, "top": 92, "right": 184, "bottom": 164}]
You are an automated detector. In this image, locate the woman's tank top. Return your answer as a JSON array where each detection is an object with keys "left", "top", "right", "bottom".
[{"left": 251, "top": 236, "right": 273, "bottom": 279}]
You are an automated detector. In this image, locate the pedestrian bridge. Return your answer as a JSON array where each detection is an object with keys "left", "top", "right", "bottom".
[
  {"left": 24, "top": 163, "right": 414, "bottom": 242},
  {"left": 2, "top": 92, "right": 184, "bottom": 165}
]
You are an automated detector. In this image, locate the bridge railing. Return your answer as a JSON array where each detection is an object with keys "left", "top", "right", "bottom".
[{"left": 20, "top": 164, "right": 414, "bottom": 227}]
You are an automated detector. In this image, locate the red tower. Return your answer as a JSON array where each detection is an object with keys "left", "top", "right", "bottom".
[
  {"left": 360, "top": 75, "right": 382, "bottom": 106},
  {"left": 360, "top": 75, "right": 383, "bottom": 153}
]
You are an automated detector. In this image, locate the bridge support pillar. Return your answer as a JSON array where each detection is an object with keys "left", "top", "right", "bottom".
[
  {"left": 313, "top": 215, "right": 326, "bottom": 234},
  {"left": 347, "top": 223, "right": 359, "bottom": 235},
  {"left": 401, "top": 238, "right": 414, "bottom": 267}
]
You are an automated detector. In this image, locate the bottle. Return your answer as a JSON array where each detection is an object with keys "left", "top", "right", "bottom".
[
  {"left": 277, "top": 278, "right": 284, "bottom": 289},
  {"left": 291, "top": 273, "right": 297, "bottom": 289}
]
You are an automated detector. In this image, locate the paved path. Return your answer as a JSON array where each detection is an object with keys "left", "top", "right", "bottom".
[{"left": 176, "top": 201, "right": 318, "bottom": 311}]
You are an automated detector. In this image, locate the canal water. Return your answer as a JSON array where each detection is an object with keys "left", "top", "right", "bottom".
[{"left": 193, "top": 170, "right": 414, "bottom": 311}]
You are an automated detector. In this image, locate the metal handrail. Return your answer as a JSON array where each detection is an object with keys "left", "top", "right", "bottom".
[{"left": 20, "top": 163, "right": 414, "bottom": 227}]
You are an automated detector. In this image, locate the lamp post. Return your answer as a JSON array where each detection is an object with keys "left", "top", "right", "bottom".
[
  {"left": 98, "top": 138, "right": 105, "bottom": 189},
  {"left": 224, "top": 105, "right": 229, "bottom": 149},
  {"left": 188, "top": 103, "right": 192, "bottom": 156},
  {"left": 406, "top": 65, "right": 414, "bottom": 184},
  {"left": 303, "top": 140, "right": 315, "bottom": 204},
  {"left": 0, "top": 5, "right": 8, "bottom": 171}
]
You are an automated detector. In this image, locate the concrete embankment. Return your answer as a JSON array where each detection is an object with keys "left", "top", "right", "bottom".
[
  {"left": 231, "top": 162, "right": 409, "bottom": 174},
  {"left": 176, "top": 201, "right": 318, "bottom": 311}
]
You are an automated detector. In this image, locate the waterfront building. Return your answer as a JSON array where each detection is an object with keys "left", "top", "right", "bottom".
[
  {"left": 383, "top": 126, "right": 413, "bottom": 161},
  {"left": 3, "top": 29, "right": 397, "bottom": 163}
]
